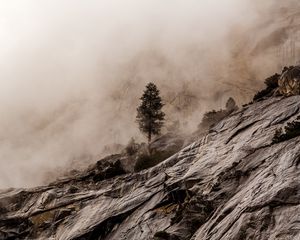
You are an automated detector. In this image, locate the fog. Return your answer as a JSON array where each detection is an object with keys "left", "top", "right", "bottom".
[{"left": 0, "top": 0, "right": 298, "bottom": 188}]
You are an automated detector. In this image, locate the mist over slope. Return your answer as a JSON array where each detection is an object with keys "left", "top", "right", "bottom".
[
  {"left": 1, "top": 94, "right": 300, "bottom": 240},
  {"left": 0, "top": 0, "right": 300, "bottom": 188}
]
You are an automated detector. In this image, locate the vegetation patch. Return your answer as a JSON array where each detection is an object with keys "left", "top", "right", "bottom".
[
  {"left": 134, "top": 150, "right": 175, "bottom": 172},
  {"left": 125, "top": 138, "right": 140, "bottom": 156},
  {"left": 253, "top": 73, "right": 280, "bottom": 101},
  {"left": 272, "top": 116, "right": 300, "bottom": 143},
  {"left": 154, "top": 231, "right": 177, "bottom": 240},
  {"left": 198, "top": 97, "right": 238, "bottom": 131},
  {"left": 93, "top": 159, "right": 126, "bottom": 181}
]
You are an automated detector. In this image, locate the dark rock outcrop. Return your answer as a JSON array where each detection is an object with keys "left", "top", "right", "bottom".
[{"left": 278, "top": 66, "right": 300, "bottom": 96}]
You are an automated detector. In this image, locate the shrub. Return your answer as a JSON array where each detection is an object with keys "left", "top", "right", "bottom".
[
  {"left": 134, "top": 151, "right": 175, "bottom": 172},
  {"left": 264, "top": 73, "right": 280, "bottom": 88},
  {"left": 253, "top": 73, "right": 280, "bottom": 101},
  {"left": 125, "top": 138, "right": 139, "bottom": 156},
  {"left": 154, "top": 231, "right": 173, "bottom": 240},
  {"left": 272, "top": 116, "right": 300, "bottom": 143},
  {"left": 253, "top": 88, "right": 274, "bottom": 101},
  {"left": 93, "top": 159, "right": 126, "bottom": 181},
  {"left": 272, "top": 128, "right": 284, "bottom": 144},
  {"left": 226, "top": 97, "right": 238, "bottom": 112},
  {"left": 199, "top": 110, "right": 226, "bottom": 129},
  {"left": 198, "top": 97, "right": 238, "bottom": 131}
]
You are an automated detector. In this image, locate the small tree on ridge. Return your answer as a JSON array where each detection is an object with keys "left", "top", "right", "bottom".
[{"left": 136, "top": 82, "right": 165, "bottom": 144}]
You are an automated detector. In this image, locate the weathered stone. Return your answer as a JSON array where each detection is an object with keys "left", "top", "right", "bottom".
[{"left": 0, "top": 96, "right": 300, "bottom": 240}]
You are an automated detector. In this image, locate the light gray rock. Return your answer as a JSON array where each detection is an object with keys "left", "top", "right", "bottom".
[{"left": 1, "top": 96, "right": 300, "bottom": 240}]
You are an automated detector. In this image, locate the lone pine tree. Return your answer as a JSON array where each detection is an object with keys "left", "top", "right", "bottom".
[{"left": 136, "top": 82, "right": 165, "bottom": 144}]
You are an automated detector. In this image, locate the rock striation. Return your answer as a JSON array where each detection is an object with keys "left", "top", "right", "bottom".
[{"left": 1, "top": 96, "right": 300, "bottom": 240}]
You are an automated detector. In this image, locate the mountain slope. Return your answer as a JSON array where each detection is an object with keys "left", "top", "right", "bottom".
[{"left": 1, "top": 96, "right": 300, "bottom": 240}]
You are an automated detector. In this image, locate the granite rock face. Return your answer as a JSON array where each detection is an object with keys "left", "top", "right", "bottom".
[{"left": 1, "top": 96, "right": 300, "bottom": 240}]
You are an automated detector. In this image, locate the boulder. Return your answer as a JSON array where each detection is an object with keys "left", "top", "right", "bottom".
[{"left": 278, "top": 66, "right": 300, "bottom": 96}]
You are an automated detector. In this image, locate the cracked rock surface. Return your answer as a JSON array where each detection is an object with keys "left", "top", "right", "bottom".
[{"left": 1, "top": 96, "right": 300, "bottom": 240}]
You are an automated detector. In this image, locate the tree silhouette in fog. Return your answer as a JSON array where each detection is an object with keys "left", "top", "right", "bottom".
[{"left": 136, "top": 82, "right": 165, "bottom": 144}]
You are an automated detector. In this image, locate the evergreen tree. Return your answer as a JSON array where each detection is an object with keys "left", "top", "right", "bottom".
[
  {"left": 136, "top": 82, "right": 165, "bottom": 144},
  {"left": 226, "top": 97, "right": 238, "bottom": 112}
]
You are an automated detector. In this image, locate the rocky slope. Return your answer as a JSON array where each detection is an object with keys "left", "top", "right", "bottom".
[{"left": 1, "top": 95, "right": 300, "bottom": 240}]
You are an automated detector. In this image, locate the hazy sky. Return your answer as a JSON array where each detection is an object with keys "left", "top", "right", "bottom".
[{"left": 0, "top": 0, "right": 295, "bottom": 188}]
